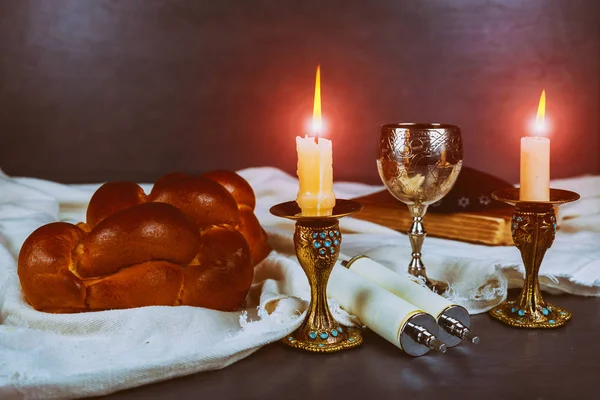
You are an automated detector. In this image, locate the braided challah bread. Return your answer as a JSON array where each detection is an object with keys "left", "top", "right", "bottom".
[{"left": 18, "top": 171, "right": 271, "bottom": 313}]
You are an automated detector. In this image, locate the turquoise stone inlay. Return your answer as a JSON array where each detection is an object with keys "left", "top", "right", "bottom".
[
  {"left": 319, "top": 248, "right": 326, "bottom": 255},
  {"left": 324, "top": 240, "right": 332, "bottom": 247},
  {"left": 560, "top": 311, "right": 567, "bottom": 316},
  {"left": 320, "top": 332, "right": 328, "bottom": 339},
  {"left": 318, "top": 343, "right": 325, "bottom": 347},
  {"left": 313, "top": 241, "right": 322, "bottom": 248},
  {"left": 338, "top": 327, "right": 343, "bottom": 333},
  {"left": 512, "top": 223, "right": 517, "bottom": 229},
  {"left": 495, "top": 310, "right": 501, "bottom": 314},
  {"left": 335, "top": 231, "right": 340, "bottom": 236},
  {"left": 349, "top": 338, "right": 355, "bottom": 342},
  {"left": 518, "top": 309, "right": 525, "bottom": 316},
  {"left": 329, "top": 231, "right": 335, "bottom": 237},
  {"left": 309, "top": 332, "right": 317, "bottom": 340},
  {"left": 333, "top": 239, "right": 339, "bottom": 246},
  {"left": 288, "top": 337, "right": 293, "bottom": 341},
  {"left": 516, "top": 217, "right": 522, "bottom": 222},
  {"left": 330, "top": 248, "right": 335, "bottom": 254},
  {"left": 331, "top": 329, "right": 338, "bottom": 337},
  {"left": 549, "top": 320, "right": 556, "bottom": 324},
  {"left": 511, "top": 307, "right": 517, "bottom": 313},
  {"left": 319, "top": 232, "right": 327, "bottom": 239},
  {"left": 312, "top": 233, "right": 318, "bottom": 239},
  {"left": 542, "top": 308, "right": 549, "bottom": 316}
]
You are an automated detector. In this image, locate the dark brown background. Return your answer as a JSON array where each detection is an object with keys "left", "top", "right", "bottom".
[{"left": 1, "top": 0, "right": 598, "bottom": 184}]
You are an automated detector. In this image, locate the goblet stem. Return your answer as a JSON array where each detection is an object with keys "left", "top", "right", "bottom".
[
  {"left": 406, "top": 204, "right": 447, "bottom": 293},
  {"left": 408, "top": 215, "right": 426, "bottom": 277}
]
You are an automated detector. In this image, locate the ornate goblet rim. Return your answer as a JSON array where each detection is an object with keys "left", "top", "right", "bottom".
[
  {"left": 381, "top": 122, "right": 460, "bottom": 131},
  {"left": 269, "top": 199, "right": 362, "bottom": 220},
  {"left": 491, "top": 188, "right": 580, "bottom": 206}
]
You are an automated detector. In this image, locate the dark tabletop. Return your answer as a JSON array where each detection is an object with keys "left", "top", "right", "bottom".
[{"left": 99, "top": 290, "right": 600, "bottom": 399}]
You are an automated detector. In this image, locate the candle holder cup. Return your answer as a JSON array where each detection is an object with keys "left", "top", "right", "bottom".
[
  {"left": 489, "top": 188, "right": 580, "bottom": 328},
  {"left": 270, "top": 199, "right": 363, "bottom": 352}
]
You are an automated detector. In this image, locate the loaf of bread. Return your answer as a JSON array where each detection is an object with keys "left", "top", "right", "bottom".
[{"left": 18, "top": 171, "right": 271, "bottom": 313}]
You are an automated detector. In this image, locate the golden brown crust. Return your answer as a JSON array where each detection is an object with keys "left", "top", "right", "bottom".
[
  {"left": 26, "top": 273, "right": 88, "bottom": 313},
  {"left": 86, "top": 182, "right": 146, "bottom": 228},
  {"left": 17, "top": 223, "right": 87, "bottom": 312},
  {"left": 75, "top": 202, "right": 201, "bottom": 278},
  {"left": 182, "top": 227, "right": 253, "bottom": 310},
  {"left": 86, "top": 261, "right": 184, "bottom": 310},
  {"left": 237, "top": 206, "right": 270, "bottom": 264},
  {"left": 17, "top": 171, "right": 270, "bottom": 313},
  {"left": 203, "top": 170, "right": 256, "bottom": 210},
  {"left": 148, "top": 174, "right": 240, "bottom": 228}
]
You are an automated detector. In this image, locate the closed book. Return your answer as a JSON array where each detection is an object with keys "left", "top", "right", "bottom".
[{"left": 352, "top": 190, "right": 514, "bottom": 246}]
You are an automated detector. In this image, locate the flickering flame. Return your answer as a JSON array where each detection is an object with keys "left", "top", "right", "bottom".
[
  {"left": 312, "top": 65, "right": 322, "bottom": 136},
  {"left": 534, "top": 89, "right": 547, "bottom": 135},
  {"left": 536, "top": 90, "right": 546, "bottom": 125}
]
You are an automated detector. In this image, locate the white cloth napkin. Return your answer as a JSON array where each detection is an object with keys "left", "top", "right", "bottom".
[{"left": 1, "top": 167, "right": 599, "bottom": 398}]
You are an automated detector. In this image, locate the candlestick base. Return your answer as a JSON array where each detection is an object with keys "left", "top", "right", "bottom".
[
  {"left": 490, "top": 300, "right": 571, "bottom": 328},
  {"left": 270, "top": 199, "right": 364, "bottom": 353},
  {"left": 284, "top": 324, "right": 363, "bottom": 353},
  {"left": 489, "top": 188, "right": 579, "bottom": 329}
]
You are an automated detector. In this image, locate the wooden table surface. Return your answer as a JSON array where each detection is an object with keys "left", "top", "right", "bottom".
[{"left": 99, "top": 290, "right": 600, "bottom": 399}]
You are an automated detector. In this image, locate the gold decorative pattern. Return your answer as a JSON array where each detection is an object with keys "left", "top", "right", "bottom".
[
  {"left": 489, "top": 189, "right": 580, "bottom": 329},
  {"left": 377, "top": 123, "right": 463, "bottom": 292},
  {"left": 490, "top": 300, "right": 571, "bottom": 328},
  {"left": 270, "top": 200, "right": 364, "bottom": 353},
  {"left": 379, "top": 124, "right": 463, "bottom": 173},
  {"left": 283, "top": 326, "right": 363, "bottom": 353}
]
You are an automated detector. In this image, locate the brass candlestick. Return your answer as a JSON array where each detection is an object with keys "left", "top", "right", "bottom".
[
  {"left": 270, "top": 199, "right": 363, "bottom": 352},
  {"left": 489, "top": 188, "right": 580, "bottom": 328}
]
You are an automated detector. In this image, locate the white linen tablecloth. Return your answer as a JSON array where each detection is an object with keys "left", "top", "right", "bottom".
[{"left": 1, "top": 167, "right": 599, "bottom": 399}]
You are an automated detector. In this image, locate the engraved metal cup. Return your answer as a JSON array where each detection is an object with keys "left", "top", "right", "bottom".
[{"left": 377, "top": 123, "right": 463, "bottom": 293}]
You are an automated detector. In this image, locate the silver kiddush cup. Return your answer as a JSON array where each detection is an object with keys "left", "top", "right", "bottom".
[{"left": 377, "top": 123, "right": 463, "bottom": 293}]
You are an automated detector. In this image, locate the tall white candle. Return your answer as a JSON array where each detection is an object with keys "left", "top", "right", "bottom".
[
  {"left": 520, "top": 137, "right": 550, "bottom": 201},
  {"left": 296, "top": 136, "right": 335, "bottom": 215},
  {"left": 520, "top": 90, "right": 550, "bottom": 201},
  {"left": 296, "top": 65, "right": 335, "bottom": 216}
]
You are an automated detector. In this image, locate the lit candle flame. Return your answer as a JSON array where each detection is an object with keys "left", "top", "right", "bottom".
[
  {"left": 312, "top": 65, "right": 322, "bottom": 136},
  {"left": 536, "top": 90, "right": 546, "bottom": 125},
  {"left": 534, "top": 89, "right": 546, "bottom": 134}
]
